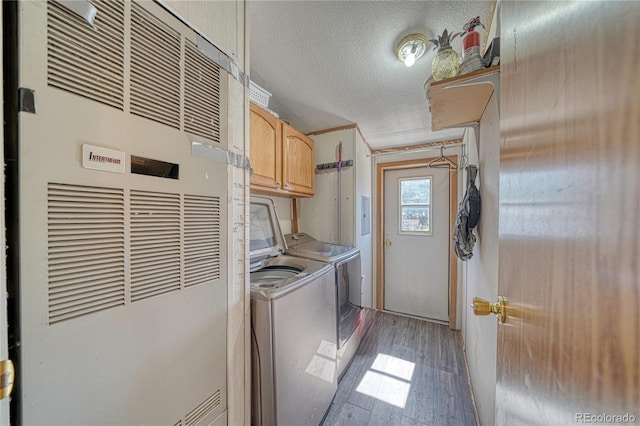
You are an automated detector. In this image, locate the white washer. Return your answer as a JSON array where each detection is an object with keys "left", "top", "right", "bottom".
[
  {"left": 285, "top": 233, "right": 364, "bottom": 379},
  {"left": 249, "top": 198, "right": 337, "bottom": 426}
]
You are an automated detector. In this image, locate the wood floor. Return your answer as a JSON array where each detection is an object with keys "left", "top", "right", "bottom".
[{"left": 322, "top": 311, "right": 477, "bottom": 426}]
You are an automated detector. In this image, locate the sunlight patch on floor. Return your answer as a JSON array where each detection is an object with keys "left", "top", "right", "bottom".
[
  {"left": 370, "top": 353, "right": 415, "bottom": 381},
  {"left": 355, "top": 353, "right": 415, "bottom": 408}
]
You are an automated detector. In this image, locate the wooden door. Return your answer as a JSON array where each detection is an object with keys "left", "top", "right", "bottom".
[
  {"left": 497, "top": 2, "right": 640, "bottom": 423},
  {"left": 250, "top": 102, "right": 281, "bottom": 190},
  {"left": 282, "top": 123, "right": 314, "bottom": 195},
  {"left": 383, "top": 167, "right": 450, "bottom": 322}
]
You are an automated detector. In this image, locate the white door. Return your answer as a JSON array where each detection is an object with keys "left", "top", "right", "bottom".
[{"left": 383, "top": 166, "right": 450, "bottom": 322}]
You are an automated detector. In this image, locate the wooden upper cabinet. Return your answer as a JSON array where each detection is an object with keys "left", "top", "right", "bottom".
[
  {"left": 282, "top": 124, "right": 314, "bottom": 196},
  {"left": 250, "top": 102, "right": 281, "bottom": 190},
  {"left": 249, "top": 103, "right": 315, "bottom": 197}
]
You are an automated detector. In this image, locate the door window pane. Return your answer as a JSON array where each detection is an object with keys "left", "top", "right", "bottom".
[
  {"left": 399, "top": 177, "right": 431, "bottom": 234},
  {"left": 401, "top": 207, "right": 430, "bottom": 232},
  {"left": 401, "top": 178, "right": 430, "bottom": 204}
]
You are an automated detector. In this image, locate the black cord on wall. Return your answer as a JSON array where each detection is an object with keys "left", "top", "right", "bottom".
[{"left": 3, "top": 1, "right": 22, "bottom": 423}]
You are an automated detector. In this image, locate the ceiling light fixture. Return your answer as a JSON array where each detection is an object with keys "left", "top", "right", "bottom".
[{"left": 396, "top": 33, "right": 427, "bottom": 67}]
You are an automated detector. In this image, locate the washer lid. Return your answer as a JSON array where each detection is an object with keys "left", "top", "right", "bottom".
[
  {"left": 285, "top": 232, "right": 316, "bottom": 247},
  {"left": 250, "top": 255, "right": 333, "bottom": 301},
  {"left": 287, "top": 239, "right": 359, "bottom": 262},
  {"left": 249, "top": 196, "right": 286, "bottom": 263}
]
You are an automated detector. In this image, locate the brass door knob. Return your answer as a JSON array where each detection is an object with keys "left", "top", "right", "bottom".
[
  {"left": 473, "top": 296, "right": 507, "bottom": 324},
  {"left": 384, "top": 240, "right": 392, "bottom": 247},
  {"left": 0, "top": 360, "right": 15, "bottom": 400}
]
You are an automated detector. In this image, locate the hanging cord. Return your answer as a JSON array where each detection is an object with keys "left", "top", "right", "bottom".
[{"left": 459, "top": 142, "right": 469, "bottom": 170}]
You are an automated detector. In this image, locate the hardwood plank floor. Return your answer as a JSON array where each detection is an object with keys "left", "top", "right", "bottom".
[{"left": 322, "top": 311, "right": 476, "bottom": 426}]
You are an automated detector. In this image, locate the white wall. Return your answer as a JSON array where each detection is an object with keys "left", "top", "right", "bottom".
[
  {"left": 461, "top": 92, "right": 499, "bottom": 426},
  {"left": 298, "top": 129, "right": 355, "bottom": 244},
  {"left": 262, "top": 196, "right": 293, "bottom": 235},
  {"left": 458, "top": 5, "right": 502, "bottom": 424},
  {"left": 159, "top": 0, "right": 246, "bottom": 70},
  {"left": 483, "top": 0, "right": 501, "bottom": 56},
  {"left": 354, "top": 132, "right": 373, "bottom": 308},
  {"left": 296, "top": 128, "right": 374, "bottom": 308}
]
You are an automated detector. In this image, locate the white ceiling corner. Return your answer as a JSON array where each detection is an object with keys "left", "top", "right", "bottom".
[{"left": 248, "top": 0, "right": 494, "bottom": 150}]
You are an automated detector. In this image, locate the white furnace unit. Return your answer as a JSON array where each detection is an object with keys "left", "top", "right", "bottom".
[{"left": 9, "top": 1, "right": 232, "bottom": 423}]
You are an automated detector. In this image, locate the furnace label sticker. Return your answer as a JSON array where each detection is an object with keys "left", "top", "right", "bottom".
[{"left": 82, "top": 144, "right": 126, "bottom": 174}]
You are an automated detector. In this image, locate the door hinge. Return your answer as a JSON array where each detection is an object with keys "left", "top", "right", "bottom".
[{"left": 19, "top": 87, "right": 36, "bottom": 114}]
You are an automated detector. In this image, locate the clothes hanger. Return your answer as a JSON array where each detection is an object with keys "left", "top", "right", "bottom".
[{"left": 428, "top": 146, "right": 457, "bottom": 169}]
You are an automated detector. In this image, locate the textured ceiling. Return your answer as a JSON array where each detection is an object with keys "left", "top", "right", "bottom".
[{"left": 248, "top": 1, "right": 494, "bottom": 150}]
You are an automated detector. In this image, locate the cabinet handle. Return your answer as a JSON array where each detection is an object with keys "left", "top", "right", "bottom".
[
  {"left": 275, "top": 181, "right": 281, "bottom": 188},
  {"left": 284, "top": 183, "right": 290, "bottom": 188}
]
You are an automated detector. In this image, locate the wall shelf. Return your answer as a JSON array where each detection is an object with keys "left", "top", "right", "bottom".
[{"left": 429, "top": 66, "right": 500, "bottom": 131}]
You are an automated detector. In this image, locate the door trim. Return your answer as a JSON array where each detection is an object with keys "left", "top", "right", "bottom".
[{"left": 375, "top": 156, "right": 458, "bottom": 329}]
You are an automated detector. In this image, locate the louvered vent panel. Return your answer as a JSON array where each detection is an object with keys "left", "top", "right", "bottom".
[
  {"left": 47, "top": 0, "right": 125, "bottom": 109},
  {"left": 184, "top": 195, "right": 221, "bottom": 287},
  {"left": 130, "top": 2, "right": 181, "bottom": 129},
  {"left": 130, "top": 190, "right": 181, "bottom": 302},
  {"left": 184, "top": 40, "right": 221, "bottom": 143},
  {"left": 48, "top": 183, "right": 125, "bottom": 324},
  {"left": 185, "top": 390, "right": 221, "bottom": 426}
]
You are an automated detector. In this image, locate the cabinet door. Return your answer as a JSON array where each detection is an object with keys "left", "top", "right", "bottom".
[
  {"left": 250, "top": 103, "right": 281, "bottom": 189},
  {"left": 282, "top": 124, "right": 315, "bottom": 195}
]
